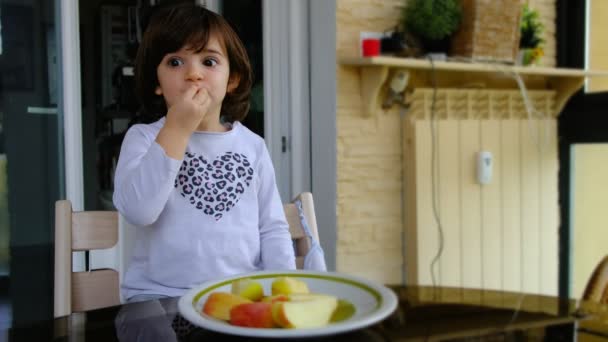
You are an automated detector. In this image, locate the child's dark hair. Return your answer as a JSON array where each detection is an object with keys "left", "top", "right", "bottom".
[{"left": 135, "top": 4, "right": 252, "bottom": 123}]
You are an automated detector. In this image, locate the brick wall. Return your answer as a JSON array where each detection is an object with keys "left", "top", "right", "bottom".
[
  {"left": 336, "top": 0, "right": 405, "bottom": 284},
  {"left": 335, "top": 0, "right": 557, "bottom": 284}
]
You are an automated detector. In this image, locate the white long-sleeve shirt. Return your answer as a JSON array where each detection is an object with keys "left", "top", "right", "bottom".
[{"left": 113, "top": 118, "right": 295, "bottom": 299}]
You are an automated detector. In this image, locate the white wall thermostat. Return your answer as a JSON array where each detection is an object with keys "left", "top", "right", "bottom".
[{"left": 477, "top": 151, "right": 493, "bottom": 185}]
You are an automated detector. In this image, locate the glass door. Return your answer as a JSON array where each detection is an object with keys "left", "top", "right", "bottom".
[
  {"left": 556, "top": 0, "right": 608, "bottom": 299},
  {"left": 0, "top": 0, "right": 66, "bottom": 326}
]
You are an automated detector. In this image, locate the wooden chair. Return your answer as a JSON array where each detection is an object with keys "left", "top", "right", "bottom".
[
  {"left": 582, "top": 255, "right": 608, "bottom": 304},
  {"left": 54, "top": 192, "right": 321, "bottom": 316},
  {"left": 283, "top": 192, "right": 321, "bottom": 269},
  {"left": 54, "top": 200, "right": 121, "bottom": 318},
  {"left": 578, "top": 255, "right": 608, "bottom": 341}
]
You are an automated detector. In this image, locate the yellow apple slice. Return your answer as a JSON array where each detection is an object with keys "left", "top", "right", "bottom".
[
  {"left": 272, "top": 294, "right": 338, "bottom": 328},
  {"left": 260, "top": 294, "right": 289, "bottom": 303},
  {"left": 271, "top": 277, "right": 310, "bottom": 295},
  {"left": 231, "top": 278, "right": 265, "bottom": 301},
  {"left": 330, "top": 299, "right": 356, "bottom": 322}
]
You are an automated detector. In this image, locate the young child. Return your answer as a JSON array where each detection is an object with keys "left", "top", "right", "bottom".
[{"left": 113, "top": 4, "right": 295, "bottom": 340}]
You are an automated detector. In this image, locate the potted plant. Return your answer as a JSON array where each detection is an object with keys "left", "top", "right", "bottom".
[
  {"left": 519, "top": 4, "right": 544, "bottom": 65},
  {"left": 401, "top": 0, "right": 462, "bottom": 54}
]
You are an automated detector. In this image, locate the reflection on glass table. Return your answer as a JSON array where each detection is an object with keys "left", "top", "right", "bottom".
[{"left": 6, "top": 284, "right": 589, "bottom": 341}]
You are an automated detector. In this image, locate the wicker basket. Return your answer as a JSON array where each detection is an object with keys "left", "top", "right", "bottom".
[{"left": 451, "top": 0, "right": 523, "bottom": 63}]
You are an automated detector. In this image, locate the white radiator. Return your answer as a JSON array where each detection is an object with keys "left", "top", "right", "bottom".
[{"left": 403, "top": 88, "right": 559, "bottom": 297}]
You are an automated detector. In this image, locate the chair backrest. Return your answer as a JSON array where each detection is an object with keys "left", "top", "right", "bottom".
[
  {"left": 283, "top": 192, "right": 321, "bottom": 269},
  {"left": 582, "top": 255, "right": 608, "bottom": 303},
  {"left": 54, "top": 200, "right": 121, "bottom": 318},
  {"left": 54, "top": 192, "right": 320, "bottom": 316}
]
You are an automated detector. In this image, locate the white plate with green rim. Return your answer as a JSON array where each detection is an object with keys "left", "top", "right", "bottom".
[{"left": 177, "top": 270, "right": 398, "bottom": 338}]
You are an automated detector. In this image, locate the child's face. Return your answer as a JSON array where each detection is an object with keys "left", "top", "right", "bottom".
[{"left": 155, "top": 33, "right": 238, "bottom": 117}]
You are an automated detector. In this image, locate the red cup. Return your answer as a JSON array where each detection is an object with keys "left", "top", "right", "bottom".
[{"left": 362, "top": 38, "right": 381, "bottom": 57}]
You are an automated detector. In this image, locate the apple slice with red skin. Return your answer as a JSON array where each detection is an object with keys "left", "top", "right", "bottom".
[
  {"left": 202, "top": 292, "right": 252, "bottom": 321},
  {"left": 229, "top": 302, "right": 275, "bottom": 328}
]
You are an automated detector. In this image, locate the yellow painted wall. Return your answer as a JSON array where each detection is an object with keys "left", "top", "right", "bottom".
[
  {"left": 335, "top": 0, "right": 557, "bottom": 284},
  {"left": 336, "top": 0, "right": 405, "bottom": 284},
  {"left": 587, "top": 0, "right": 608, "bottom": 92},
  {"left": 571, "top": 144, "right": 608, "bottom": 299}
]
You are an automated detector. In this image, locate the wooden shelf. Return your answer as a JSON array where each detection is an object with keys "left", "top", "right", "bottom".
[{"left": 340, "top": 56, "right": 608, "bottom": 117}]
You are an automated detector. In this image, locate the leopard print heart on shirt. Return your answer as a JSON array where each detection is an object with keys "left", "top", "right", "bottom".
[{"left": 175, "top": 151, "right": 254, "bottom": 220}]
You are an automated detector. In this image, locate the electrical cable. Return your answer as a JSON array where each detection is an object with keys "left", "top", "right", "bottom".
[
  {"left": 426, "top": 55, "right": 445, "bottom": 302},
  {"left": 446, "top": 55, "right": 555, "bottom": 334},
  {"left": 447, "top": 56, "right": 550, "bottom": 151},
  {"left": 390, "top": 55, "right": 550, "bottom": 338},
  {"left": 400, "top": 105, "right": 409, "bottom": 286}
]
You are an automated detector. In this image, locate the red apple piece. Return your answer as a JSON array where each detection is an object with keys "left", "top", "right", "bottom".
[
  {"left": 202, "top": 292, "right": 252, "bottom": 321},
  {"left": 229, "top": 302, "right": 275, "bottom": 328}
]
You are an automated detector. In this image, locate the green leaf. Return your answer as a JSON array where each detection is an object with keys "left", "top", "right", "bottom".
[
  {"left": 520, "top": 4, "right": 544, "bottom": 48},
  {"left": 402, "top": 0, "right": 462, "bottom": 41}
]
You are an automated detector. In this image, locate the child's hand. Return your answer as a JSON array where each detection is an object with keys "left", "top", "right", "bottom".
[
  {"left": 166, "top": 85, "right": 211, "bottom": 134},
  {"left": 156, "top": 85, "right": 212, "bottom": 159}
]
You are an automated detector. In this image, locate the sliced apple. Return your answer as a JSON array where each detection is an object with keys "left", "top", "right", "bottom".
[
  {"left": 330, "top": 299, "right": 356, "bottom": 322},
  {"left": 231, "top": 278, "right": 265, "bottom": 301},
  {"left": 272, "top": 294, "right": 338, "bottom": 328},
  {"left": 260, "top": 294, "right": 289, "bottom": 303},
  {"left": 229, "top": 302, "right": 275, "bottom": 328},
  {"left": 202, "top": 292, "right": 252, "bottom": 321},
  {"left": 271, "top": 277, "right": 310, "bottom": 295}
]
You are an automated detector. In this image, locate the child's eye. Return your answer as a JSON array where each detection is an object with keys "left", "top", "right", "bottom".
[
  {"left": 167, "top": 57, "right": 183, "bottom": 67},
  {"left": 203, "top": 58, "right": 218, "bottom": 67}
]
